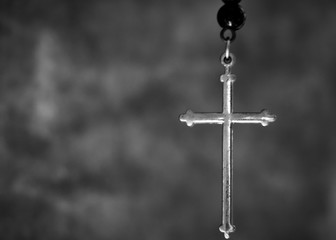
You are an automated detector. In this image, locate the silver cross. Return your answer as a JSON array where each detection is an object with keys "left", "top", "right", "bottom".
[{"left": 179, "top": 53, "right": 276, "bottom": 239}]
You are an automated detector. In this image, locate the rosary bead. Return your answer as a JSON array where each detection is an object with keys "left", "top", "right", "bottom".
[
  {"left": 222, "top": 0, "right": 241, "bottom": 3},
  {"left": 217, "top": 3, "right": 246, "bottom": 30}
]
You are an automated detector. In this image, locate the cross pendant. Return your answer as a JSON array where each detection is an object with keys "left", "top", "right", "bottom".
[{"left": 179, "top": 68, "right": 276, "bottom": 239}]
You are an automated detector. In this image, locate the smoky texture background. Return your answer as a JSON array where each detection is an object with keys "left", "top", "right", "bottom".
[{"left": 0, "top": 0, "right": 335, "bottom": 240}]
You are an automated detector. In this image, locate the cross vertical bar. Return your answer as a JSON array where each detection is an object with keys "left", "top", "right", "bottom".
[{"left": 219, "top": 74, "right": 235, "bottom": 238}]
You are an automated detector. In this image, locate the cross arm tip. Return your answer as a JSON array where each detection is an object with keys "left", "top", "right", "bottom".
[
  {"left": 219, "top": 224, "right": 235, "bottom": 239},
  {"left": 179, "top": 110, "right": 194, "bottom": 127},
  {"left": 260, "top": 109, "right": 277, "bottom": 126}
]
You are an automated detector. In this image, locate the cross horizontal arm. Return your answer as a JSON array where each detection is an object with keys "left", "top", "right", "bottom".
[
  {"left": 232, "top": 109, "right": 276, "bottom": 126},
  {"left": 179, "top": 109, "right": 276, "bottom": 127},
  {"left": 179, "top": 110, "right": 224, "bottom": 127}
]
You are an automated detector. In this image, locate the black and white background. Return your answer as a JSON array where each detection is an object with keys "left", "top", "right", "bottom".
[{"left": 0, "top": 0, "right": 334, "bottom": 240}]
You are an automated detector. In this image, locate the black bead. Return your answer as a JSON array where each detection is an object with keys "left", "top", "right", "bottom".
[
  {"left": 222, "top": 0, "right": 241, "bottom": 3},
  {"left": 217, "top": 3, "right": 246, "bottom": 30}
]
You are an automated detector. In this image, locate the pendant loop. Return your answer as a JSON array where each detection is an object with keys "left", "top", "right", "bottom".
[
  {"left": 220, "top": 28, "right": 236, "bottom": 42},
  {"left": 221, "top": 50, "right": 235, "bottom": 74}
]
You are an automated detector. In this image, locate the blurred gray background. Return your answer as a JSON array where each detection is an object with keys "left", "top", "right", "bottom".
[{"left": 0, "top": 0, "right": 335, "bottom": 239}]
